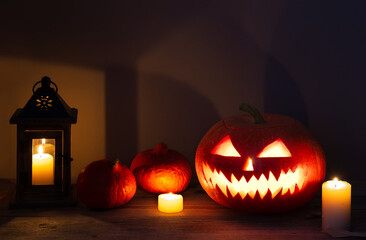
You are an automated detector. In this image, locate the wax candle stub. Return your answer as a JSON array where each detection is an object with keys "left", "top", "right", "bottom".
[
  {"left": 158, "top": 193, "right": 183, "bottom": 213},
  {"left": 322, "top": 178, "right": 351, "bottom": 231},
  {"left": 32, "top": 144, "right": 54, "bottom": 185}
]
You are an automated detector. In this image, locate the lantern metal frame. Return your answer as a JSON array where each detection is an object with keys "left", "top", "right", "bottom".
[{"left": 10, "top": 76, "right": 78, "bottom": 207}]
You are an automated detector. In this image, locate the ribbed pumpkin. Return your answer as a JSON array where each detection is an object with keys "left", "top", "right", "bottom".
[
  {"left": 77, "top": 159, "right": 136, "bottom": 209},
  {"left": 131, "top": 143, "right": 192, "bottom": 194}
]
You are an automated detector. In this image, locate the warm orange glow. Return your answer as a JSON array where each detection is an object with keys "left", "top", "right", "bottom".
[
  {"left": 242, "top": 157, "right": 254, "bottom": 171},
  {"left": 257, "top": 139, "right": 292, "bottom": 158},
  {"left": 146, "top": 174, "right": 179, "bottom": 191},
  {"left": 158, "top": 193, "right": 183, "bottom": 213},
  {"left": 32, "top": 145, "right": 54, "bottom": 185},
  {"left": 202, "top": 162, "right": 304, "bottom": 199},
  {"left": 211, "top": 135, "right": 241, "bottom": 157}
]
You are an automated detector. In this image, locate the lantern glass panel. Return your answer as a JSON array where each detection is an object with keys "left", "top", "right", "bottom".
[{"left": 31, "top": 138, "right": 55, "bottom": 186}]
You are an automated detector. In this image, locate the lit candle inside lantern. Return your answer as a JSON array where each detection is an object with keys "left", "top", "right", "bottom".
[
  {"left": 322, "top": 178, "right": 351, "bottom": 230},
  {"left": 35, "top": 139, "right": 55, "bottom": 157},
  {"left": 32, "top": 144, "right": 54, "bottom": 185},
  {"left": 158, "top": 193, "right": 183, "bottom": 213}
]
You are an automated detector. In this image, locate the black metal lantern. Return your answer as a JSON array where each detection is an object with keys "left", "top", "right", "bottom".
[{"left": 10, "top": 76, "right": 77, "bottom": 207}]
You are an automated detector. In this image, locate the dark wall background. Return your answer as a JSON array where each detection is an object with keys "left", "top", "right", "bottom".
[{"left": 1, "top": 1, "right": 365, "bottom": 185}]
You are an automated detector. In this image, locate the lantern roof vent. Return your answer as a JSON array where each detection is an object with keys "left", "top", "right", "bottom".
[{"left": 10, "top": 76, "right": 78, "bottom": 124}]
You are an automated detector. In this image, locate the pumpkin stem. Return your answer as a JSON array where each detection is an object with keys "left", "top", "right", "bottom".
[
  {"left": 113, "top": 158, "right": 121, "bottom": 167},
  {"left": 152, "top": 142, "right": 169, "bottom": 155},
  {"left": 239, "top": 103, "right": 266, "bottom": 124}
]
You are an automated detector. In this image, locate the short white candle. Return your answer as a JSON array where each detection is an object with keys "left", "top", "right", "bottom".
[
  {"left": 322, "top": 178, "right": 351, "bottom": 230},
  {"left": 158, "top": 193, "right": 183, "bottom": 213},
  {"left": 32, "top": 145, "right": 54, "bottom": 185}
]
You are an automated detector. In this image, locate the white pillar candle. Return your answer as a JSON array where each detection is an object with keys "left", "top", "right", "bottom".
[
  {"left": 158, "top": 193, "right": 183, "bottom": 213},
  {"left": 32, "top": 145, "right": 54, "bottom": 185},
  {"left": 322, "top": 178, "right": 351, "bottom": 230}
]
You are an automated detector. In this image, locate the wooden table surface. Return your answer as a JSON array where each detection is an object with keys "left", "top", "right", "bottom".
[{"left": 0, "top": 179, "right": 365, "bottom": 240}]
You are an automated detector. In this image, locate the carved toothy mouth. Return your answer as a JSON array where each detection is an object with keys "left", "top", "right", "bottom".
[{"left": 202, "top": 162, "right": 305, "bottom": 199}]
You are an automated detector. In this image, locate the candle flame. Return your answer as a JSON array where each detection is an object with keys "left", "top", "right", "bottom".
[
  {"left": 42, "top": 139, "right": 46, "bottom": 145},
  {"left": 38, "top": 145, "right": 44, "bottom": 155},
  {"left": 330, "top": 177, "right": 343, "bottom": 189}
]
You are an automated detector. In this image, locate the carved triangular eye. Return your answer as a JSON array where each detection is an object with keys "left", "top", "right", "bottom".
[
  {"left": 257, "top": 139, "right": 292, "bottom": 158},
  {"left": 211, "top": 135, "right": 241, "bottom": 157}
]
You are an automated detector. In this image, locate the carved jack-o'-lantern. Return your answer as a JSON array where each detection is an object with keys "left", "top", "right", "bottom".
[{"left": 195, "top": 104, "right": 326, "bottom": 212}]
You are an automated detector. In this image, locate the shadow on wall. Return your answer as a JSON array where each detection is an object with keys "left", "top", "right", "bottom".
[
  {"left": 138, "top": 74, "right": 221, "bottom": 171},
  {"left": 264, "top": 56, "right": 308, "bottom": 126},
  {"left": 105, "top": 67, "right": 137, "bottom": 163},
  {"left": 267, "top": 1, "right": 366, "bottom": 182}
]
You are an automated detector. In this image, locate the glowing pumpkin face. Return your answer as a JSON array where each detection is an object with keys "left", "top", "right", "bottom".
[{"left": 195, "top": 104, "right": 326, "bottom": 212}]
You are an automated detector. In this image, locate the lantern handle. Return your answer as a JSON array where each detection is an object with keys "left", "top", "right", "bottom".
[
  {"left": 239, "top": 103, "right": 266, "bottom": 124},
  {"left": 32, "top": 76, "right": 58, "bottom": 93}
]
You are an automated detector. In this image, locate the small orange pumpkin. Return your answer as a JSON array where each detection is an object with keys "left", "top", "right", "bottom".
[
  {"left": 130, "top": 143, "right": 192, "bottom": 194},
  {"left": 77, "top": 159, "right": 136, "bottom": 209}
]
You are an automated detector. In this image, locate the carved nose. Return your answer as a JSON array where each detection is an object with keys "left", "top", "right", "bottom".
[{"left": 243, "top": 157, "right": 254, "bottom": 171}]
